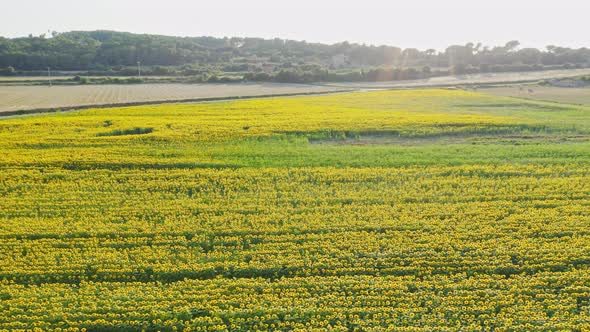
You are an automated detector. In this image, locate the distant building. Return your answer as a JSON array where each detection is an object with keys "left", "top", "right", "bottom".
[
  {"left": 261, "top": 63, "right": 275, "bottom": 73},
  {"left": 331, "top": 54, "right": 350, "bottom": 68}
]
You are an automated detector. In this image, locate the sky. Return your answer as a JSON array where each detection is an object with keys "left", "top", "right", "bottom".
[{"left": 2, "top": 0, "right": 589, "bottom": 51}]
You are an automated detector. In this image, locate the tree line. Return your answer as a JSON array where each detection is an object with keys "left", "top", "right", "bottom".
[{"left": 0, "top": 31, "right": 589, "bottom": 82}]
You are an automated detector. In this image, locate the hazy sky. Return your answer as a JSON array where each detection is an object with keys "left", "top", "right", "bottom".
[{"left": 2, "top": 0, "right": 589, "bottom": 50}]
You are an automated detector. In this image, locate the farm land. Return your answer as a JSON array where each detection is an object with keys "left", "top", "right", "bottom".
[
  {"left": 2, "top": 69, "right": 590, "bottom": 115},
  {"left": 0, "top": 89, "right": 589, "bottom": 330}
]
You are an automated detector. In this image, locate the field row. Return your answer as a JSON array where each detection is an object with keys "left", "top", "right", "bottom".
[
  {"left": 0, "top": 83, "right": 342, "bottom": 114},
  {"left": 2, "top": 272, "right": 589, "bottom": 331},
  {"left": 484, "top": 86, "right": 590, "bottom": 105},
  {"left": 0, "top": 165, "right": 588, "bottom": 331}
]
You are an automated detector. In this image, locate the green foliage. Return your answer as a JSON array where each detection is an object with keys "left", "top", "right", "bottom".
[
  {"left": 96, "top": 127, "right": 153, "bottom": 137},
  {"left": 1, "top": 31, "right": 589, "bottom": 84}
]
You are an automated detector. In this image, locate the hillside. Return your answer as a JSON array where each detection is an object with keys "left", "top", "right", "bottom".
[{"left": 1, "top": 31, "right": 590, "bottom": 83}]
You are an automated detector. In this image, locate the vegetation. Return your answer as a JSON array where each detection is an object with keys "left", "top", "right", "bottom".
[
  {"left": 1, "top": 31, "right": 589, "bottom": 83},
  {"left": 0, "top": 90, "right": 589, "bottom": 330},
  {"left": 96, "top": 127, "right": 153, "bottom": 136}
]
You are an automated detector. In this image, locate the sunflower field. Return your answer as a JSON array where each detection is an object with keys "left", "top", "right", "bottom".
[{"left": 0, "top": 90, "right": 589, "bottom": 331}]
